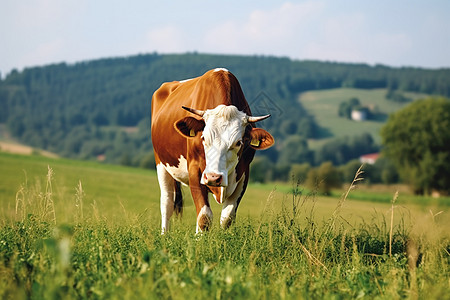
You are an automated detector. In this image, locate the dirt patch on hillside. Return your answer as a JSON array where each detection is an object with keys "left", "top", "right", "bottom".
[{"left": 0, "top": 141, "right": 59, "bottom": 158}]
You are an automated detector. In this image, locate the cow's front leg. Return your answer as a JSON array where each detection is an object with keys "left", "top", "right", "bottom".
[
  {"left": 157, "top": 164, "right": 176, "bottom": 234},
  {"left": 220, "top": 198, "right": 237, "bottom": 229},
  {"left": 192, "top": 185, "right": 213, "bottom": 234},
  {"left": 189, "top": 174, "right": 212, "bottom": 233},
  {"left": 196, "top": 201, "right": 213, "bottom": 234},
  {"left": 220, "top": 173, "right": 247, "bottom": 229}
]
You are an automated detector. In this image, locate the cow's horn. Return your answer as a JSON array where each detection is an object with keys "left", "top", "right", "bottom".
[
  {"left": 182, "top": 106, "right": 205, "bottom": 117},
  {"left": 248, "top": 114, "right": 271, "bottom": 123}
]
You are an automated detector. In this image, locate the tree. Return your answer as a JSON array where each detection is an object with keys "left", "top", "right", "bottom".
[
  {"left": 277, "top": 136, "right": 312, "bottom": 166},
  {"left": 314, "top": 133, "right": 378, "bottom": 166},
  {"left": 386, "top": 89, "right": 412, "bottom": 103},
  {"left": 306, "top": 161, "right": 341, "bottom": 195},
  {"left": 279, "top": 119, "right": 298, "bottom": 136},
  {"left": 338, "top": 97, "right": 361, "bottom": 119},
  {"left": 140, "top": 152, "right": 156, "bottom": 169},
  {"left": 339, "top": 159, "right": 362, "bottom": 183},
  {"left": 374, "top": 157, "right": 399, "bottom": 184},
  {"left": 338, "top": 101, "right": 351, "bottom": 119},
  {"left": 381, "top": 97, "right": 450, "bottom": 195},
  {"left": 289, "top": 163, "right": 311, "bottom": 182},
  {"left": 249, "top": 156, "right": 274, "bottom": 183}
]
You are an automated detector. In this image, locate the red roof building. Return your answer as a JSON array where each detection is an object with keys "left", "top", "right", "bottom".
[{"left": 359, "top": 153, "right": 380, "bottom": 165}]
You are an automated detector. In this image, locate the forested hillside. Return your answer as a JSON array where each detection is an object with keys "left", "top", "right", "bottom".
[{"left": 1, "top": 53, "right": 449, "bottom": 178}]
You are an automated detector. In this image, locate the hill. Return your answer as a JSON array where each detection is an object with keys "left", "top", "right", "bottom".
[
  {"left": 299, "top": 88, "right": 431, "bottom": 145},
  {"left": 1, "top": 53, "right": 449, "bottom": 171}
]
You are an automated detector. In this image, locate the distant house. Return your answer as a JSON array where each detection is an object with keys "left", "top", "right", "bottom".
[
  {"left": 360, "top": 153, "right": 380, "bottom": 165},
  {"left": 351, "top": 109, "right": 368, "bottom": 121}
]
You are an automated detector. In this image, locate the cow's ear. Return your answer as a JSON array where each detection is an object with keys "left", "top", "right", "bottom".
[
  {"left": 248, "top": 128, "right": 274, "bottom": 150},
  {"left": 174, "top": 117, "right": 205, "bottom": 138}
]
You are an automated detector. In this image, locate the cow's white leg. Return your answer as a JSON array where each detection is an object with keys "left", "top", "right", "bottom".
[
  {"left": 220, "top": 199, "right": 237, "bottom": 229},
  {"left": 196, "top": 205, "right": 213, "bottom": 234},
  {"left": 157, "top": 163, "right": 175, "bottom": 234},
  {"left": 220, "top": 174, "right": 246, "bottom": 229}
]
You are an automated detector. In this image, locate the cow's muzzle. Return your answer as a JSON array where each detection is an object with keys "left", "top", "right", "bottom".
[{"left": 203, "top": 172, "right": 224, "bottom": 187}]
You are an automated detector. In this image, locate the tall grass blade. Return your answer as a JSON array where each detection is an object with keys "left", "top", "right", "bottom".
[
  {"left": 75, "top": 180, "right": 84, "bottom": 222},
  {"left": 44, "top": 165, "right": 56, "bottom": 224},
  {"left": 15, "top": 186, "right": 25, "bottom": 222},
  {"left": 328, "top": 164, "right": 364, "bottom": 232},
  {"left": 389, "top": 191, "right": 399, "bottom": 257}
]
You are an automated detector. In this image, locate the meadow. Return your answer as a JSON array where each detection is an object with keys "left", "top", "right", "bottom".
[
  {"left": 0, "top": 152, "right": 449, "bottom": 299},
  {"left": 298, "top": 88, "right": 429, "bottom": 147}
]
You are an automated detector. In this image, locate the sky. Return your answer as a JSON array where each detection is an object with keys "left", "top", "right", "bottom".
[{"left": 1, "top": 0, "right": 450, "bottom": 76}]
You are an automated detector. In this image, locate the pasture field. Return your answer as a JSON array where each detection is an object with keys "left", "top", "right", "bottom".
[
  {"left": 0, "top": 152, "right": 449, "bottom": 299},
  {"left": 299, "top": 88, "right": 429, "bottom": 146}
]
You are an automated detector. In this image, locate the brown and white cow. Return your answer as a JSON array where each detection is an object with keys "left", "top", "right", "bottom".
[{"left": 151, "top": 68, "right": 274, "bottom": 233}]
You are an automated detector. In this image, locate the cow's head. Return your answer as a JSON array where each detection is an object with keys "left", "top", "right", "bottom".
[{"left": 175, "top": 105, "right": 274, "bottom": 187}]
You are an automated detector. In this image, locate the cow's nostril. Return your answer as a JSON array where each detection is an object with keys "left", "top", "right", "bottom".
[{"left": 205, "top": 173, "right": 223, "bottom": 186}]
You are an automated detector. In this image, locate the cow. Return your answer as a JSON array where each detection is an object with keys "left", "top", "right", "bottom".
[{"left": 151, "top": 68, "right": 274, "bottom": 233}]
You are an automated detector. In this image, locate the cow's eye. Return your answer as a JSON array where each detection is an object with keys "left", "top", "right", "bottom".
[{"left": 235, "top": 140, "right": 242, "bottom": 147}]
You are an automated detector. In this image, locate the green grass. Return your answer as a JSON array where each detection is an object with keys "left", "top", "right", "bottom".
[
  {"left": 299, "top": 88, "right": 429, "bottom": 146},
  {"left": 0, "top": 152, "right": 160, "bottom": 223},
  {"left": 0, "top": 152, "right": 449, "bottom": 299}
]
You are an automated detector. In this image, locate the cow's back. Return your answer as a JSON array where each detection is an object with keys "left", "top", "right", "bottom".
[{"left": 151, "top": 69, "right": 252, "bottom": 166}]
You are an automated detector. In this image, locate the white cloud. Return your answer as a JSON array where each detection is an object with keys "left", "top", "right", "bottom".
[
  {"left": 1, "top": 0, "right": 87, "bottom": 73},
  {"left": 144, "top": 25, "right": 191, "bottom": 53},
  {"left": 301, "top": 12, "right": 415, "bottom": 65},
  {"left": 198, "top": 2, "right": 426, "bottom": 67},
  {"left": 198, "top": 1, "right": 418, "bottom": 66},
  {"left": 301, "top": 12, "right": 369, "bottom": 62},
  {"left": 202, "top": 1, "right": 325, "bottom": 56},
  {"left": 21, "top": 39, "right": 65, "bottom": 67}
]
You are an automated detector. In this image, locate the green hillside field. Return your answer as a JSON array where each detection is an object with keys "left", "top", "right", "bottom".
[
  {"left": 0, "top": 152, "right": 449, "bottom": 299},
  {"left": 1, "top": 151, "right": 448, "bottom": 228},
  {"left": 299, "top": 88, "right": 430, "bottom": 146}
]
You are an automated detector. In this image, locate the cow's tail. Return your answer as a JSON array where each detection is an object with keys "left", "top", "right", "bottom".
[{"left": 174, "top": 181, "right": 183, "bottom": 216}]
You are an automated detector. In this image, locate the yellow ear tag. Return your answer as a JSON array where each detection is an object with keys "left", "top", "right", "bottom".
[
  {"left": 189, "top": 129, "right": 196, "bottom": 137},
  {"left": 250, "top": 139, "right": 260, "bottom": 147}
]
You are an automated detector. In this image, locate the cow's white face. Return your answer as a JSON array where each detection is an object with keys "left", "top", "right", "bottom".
[
  {"left": 175, "top": 104, "right": 274, "bottom": 187},
  {"left": 200, "top": 105, "right": 247, "bottom": 186}
]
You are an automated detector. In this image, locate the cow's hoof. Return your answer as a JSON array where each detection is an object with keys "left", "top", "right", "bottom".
[
  {"left": 197, "top": 214, "right": 212, "bottom": 232},
  {"left": 220, "top": 217, "right": 234, "bottom": 229}
]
